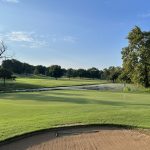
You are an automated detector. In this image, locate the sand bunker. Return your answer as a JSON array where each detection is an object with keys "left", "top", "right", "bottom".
[{"left": 1, "top": 126, "right": 150, "bottom": 150}]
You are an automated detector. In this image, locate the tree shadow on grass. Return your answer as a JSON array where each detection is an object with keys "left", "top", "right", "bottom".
[
  {"left": 0, "top": 82, "right": 43, "bottom": 91},
  {"left": 2, "top": 92, "right": 150, "bottom": 107}
]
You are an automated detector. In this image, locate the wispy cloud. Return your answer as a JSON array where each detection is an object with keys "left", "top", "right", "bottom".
[
  {"left": 23, "top": 40, "right": 48, "bottom": 49},
  {"left": 0, "top": 31, "right": 49, "bottom": 49},
  {"left": 50, "top": 35, "right": 78, "bottom": 44},
  {"left": 63, "top": 36, "right": 77, "bottom": 43},
  {"left": 0, "top": 31, "right": 78, "bottom": 49},
  {"left": 7, "top": 32, "right": 33, "bottom": 42},
  {"left": 138, "top": 12, "right": 150, "bottom": 18},
  {"left": 1, "top": 0, "right": 20, "bottom": 3}
]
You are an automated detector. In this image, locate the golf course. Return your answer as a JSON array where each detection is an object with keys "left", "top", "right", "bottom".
[
  {"left": 0, "top": 1, "right": 150, "bottom": 149},
  {"left": 0, "top": 77, "right": 150, "bottom": 143}
]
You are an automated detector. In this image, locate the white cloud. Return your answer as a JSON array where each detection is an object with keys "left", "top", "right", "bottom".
[
  {"left": 0, "top": 31, "right": 49, "bottom": 49},
  {"left": 63, "top": 36, "right": 77, "bottom": 43},
  {"left": 7, "top": 32, "right": 33, "bottom": 42},
  {"left": 0, "top": 32, "right": 78, "bottom": 49},
  {"left": 2, "top": 0, "right": 19, "bottom": 3}
]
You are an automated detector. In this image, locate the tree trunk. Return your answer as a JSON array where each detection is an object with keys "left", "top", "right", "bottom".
[
  {"left": 3, "top": 77, "right": 6, "bottom": 86},
  {"left": 144, "top": 65, "right": 149, "bottom": 88}
]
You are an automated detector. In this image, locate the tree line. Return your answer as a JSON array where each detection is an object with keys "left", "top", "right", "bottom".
[{"left": 0, "top": 58, "right": 122, "bottom": 82}]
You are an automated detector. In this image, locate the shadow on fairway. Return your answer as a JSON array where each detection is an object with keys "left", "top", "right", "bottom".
[
  {"left": 2, "top": 92, "right": 150, "bottom": 107},
  {"left": 0, "top": 82, "right": 43, "bottom": 91}
]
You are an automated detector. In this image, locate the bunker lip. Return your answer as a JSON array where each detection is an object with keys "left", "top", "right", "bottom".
[
  {"left": 1, "top": 124, "right": 150, "bottom": 150},
  {"left": 0, "top": 124, "right": 144, "bottom": 146}
]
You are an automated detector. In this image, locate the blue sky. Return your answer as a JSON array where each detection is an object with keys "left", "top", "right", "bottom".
[{"left": 0, "top": 0, "right": 150, "bottom": 69}]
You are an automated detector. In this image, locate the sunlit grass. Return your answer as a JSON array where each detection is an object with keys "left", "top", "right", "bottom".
[{"left": 0, "top": 90, "right": 150, "bottom": 141}]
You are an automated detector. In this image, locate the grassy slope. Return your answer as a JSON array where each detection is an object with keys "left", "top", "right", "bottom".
[
  {"left": 0, "top": 77, "right": 107, "bottom": 91},
  {"left": 0, "top": 90, "right": 150, "bottom": 141}
]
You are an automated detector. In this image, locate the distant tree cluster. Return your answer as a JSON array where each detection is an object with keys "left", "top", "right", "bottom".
[
  {"left": 1, "top": 58, "right": 122, "bottom": 81},
  {"left": 2, "top": 59, "right": 35, "bottom": 75},
  {"left": 66, "top": 67, "right": 122, "bottom": 82}
]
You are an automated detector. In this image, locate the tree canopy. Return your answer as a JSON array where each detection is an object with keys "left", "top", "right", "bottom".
[
  {"left": 121, "top": 26, "right": 150, "bottom": 87},
  {"left": 48, "top": 65, "right": 63, "bottom": 79}
]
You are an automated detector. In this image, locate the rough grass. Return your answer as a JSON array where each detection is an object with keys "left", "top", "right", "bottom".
[
  {"left": 0, "top": 77, "right": 107, "bottom": 91},
  {"left": 0, "top": 90, "right": 150, "bottom": 141}
]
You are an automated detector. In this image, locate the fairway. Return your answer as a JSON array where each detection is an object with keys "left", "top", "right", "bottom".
[
  {"left": 0, "top": 77, "right": 107, "bottom": 91},
  {"left": 0, "top": 90, "right": 150, "bottom": 142}
]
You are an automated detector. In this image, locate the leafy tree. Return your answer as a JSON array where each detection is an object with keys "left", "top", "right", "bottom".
[
  {"left": 100, "top": 67, "right": 122, "bottom": 82},
  {"left": 87, "top": 67, "right": 100, "bottom": 79},
  {"left": 109, "top": 67, "right": 122, "bottom": 83},
  {"left": 0, "top": 68, "right": 12, "bottom": 86},
  {"left": 61, "top": 68, "right": 67, "bottom": 76},
  {"left": 34, "top": 68, "right": 39, "bottom": 75},
  {"left": 2, "top": 59, "right": 23, "bottom": 74},
  {"left": 119, "top": 71, "right": 131, "bottom": 83},
  {"left": 101, "top": 68, "right": 110, "bottom": 80},
  {"left": 71, "top": 69, "right": 78, "bottom": 77},
  {"left": 34, "top": 65, "right": 46, "bottom": 75},
  {"left": 99, "top": 70, "right": 104, "bottom": 79},
  {"left": 122, "top": 26, "right": 150, "bottom": 87},
  {"left": 76, "top": 69, "right": 87, "bottom": 78},
  {"left": 48, "top": 65, "right": 63, "bottom": 79},
  {"left": 2, "top": 59, "right": 35, "bottom": 75},
  {"left": 23, "top": 63, "right": 34, "bottom": 75},
  {"left": 66, "top": 68, "right": 74, "bottom": 79}
]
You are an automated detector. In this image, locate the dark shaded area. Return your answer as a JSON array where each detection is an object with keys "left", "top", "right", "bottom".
[{"left": 0, "top": 82, "right": 43, "bottom": 91}]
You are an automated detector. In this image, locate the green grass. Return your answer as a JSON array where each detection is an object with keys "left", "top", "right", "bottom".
[
  {"left": 0, "top": 77, "right": 107, "bottom": 91},
  {"left": 0, "top": 90, "right": 150, "bottom": 141},
  {"left": 123, "top": 84, "right": 150, "bottom": 93}
]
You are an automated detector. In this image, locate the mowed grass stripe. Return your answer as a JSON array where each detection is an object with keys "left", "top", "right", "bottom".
[{"left": 0, "top": 90, "right": 150, "bottom": 141}]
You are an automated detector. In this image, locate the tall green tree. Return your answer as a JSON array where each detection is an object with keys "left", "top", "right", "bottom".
[
  {"left": 48, "top": 65, "right": 63, "bottom": 79},
  {"left": 122, "top": 26, "right": 150, "bottom": 87}
]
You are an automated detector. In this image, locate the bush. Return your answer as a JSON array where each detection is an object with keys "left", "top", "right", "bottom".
[{"left": 123, "top": 86, "right": 131, "bottom": 92}]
